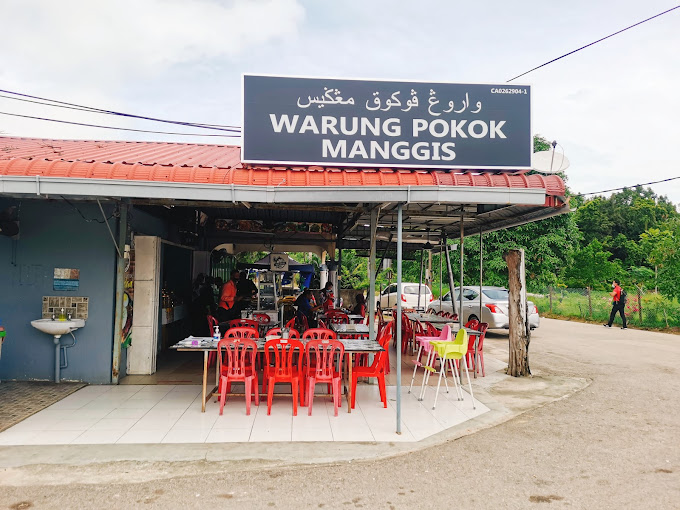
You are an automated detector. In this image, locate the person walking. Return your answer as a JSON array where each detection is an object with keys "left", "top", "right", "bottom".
[{"left": 604, "top": 279, "right": 627, "bottom": 329}]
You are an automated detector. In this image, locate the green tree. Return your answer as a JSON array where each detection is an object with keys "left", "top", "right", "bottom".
[{"left": 564, "top": 239, "right": 621, "bottom": 289}]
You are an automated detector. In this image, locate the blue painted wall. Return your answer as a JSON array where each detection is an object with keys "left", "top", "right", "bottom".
[{"left": 0, "top": 198, "right": 118, "bottom": 383}]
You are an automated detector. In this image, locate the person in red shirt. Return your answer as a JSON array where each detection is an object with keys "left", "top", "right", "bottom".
[
  {"left": 604, "top": 279, "right": 627, "bottom": 329},
  {"left": 352, "top": 293, "right": 367, "bottom": 318},
  {"left": 321, "top": 282, "right": 335, "bottom": 312},
  {"left": 216, "top": 270, "right": 242, "bottom": 323}
]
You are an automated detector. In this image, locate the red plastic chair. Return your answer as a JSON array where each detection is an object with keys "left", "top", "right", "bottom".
[
  {"left": 400, "top": 313, "right": 414, "bottom": 354},
  {"left": 217, "top": 337, "right": 259, "bottom": 415},
  {"left": 318, "top": 319, "right": 327, "bottom": 329},
  {"left": 466, "top": 322, "right": 488, "bottom": 376},
  {"left": 207, "top": 315, "right": 219, "bottom": 368},
  {"left": 302, "top": 328, "right": 336, "bottom": 341},
  {"left": 265, "top": 327, "right": 300, "bottom": 339},
  {"left": 252, "top": 313, "right": 271, "bottom": 324},
  {"left": 351, "top": 323, "right": 393, "bottom": 409},
  {"left": 425, "top": 322, "right": 439, "bottom": 337},
  {"left": 296, "top": 313, "right": 310, "bottom": 332},
  {"left": 228, "top": 318, "right": 259, "bottom": 331},
  {"left": 263, "top": 338, "right": 304, "bottom": 415},
  {"left": 225, "top": 327, "right": 258, "bottom": 341},
  {"left": 304, "top": 339, "right": 344, "bottom": 416},
  {"left": 285, "top": 317, "right": 296, "bottom": 330},
  {"left": 327, "top": 312, "right": 349, "bottom": 325}
]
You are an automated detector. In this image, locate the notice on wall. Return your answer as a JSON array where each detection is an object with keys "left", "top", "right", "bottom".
[
  {"left": 242, "top": 74, "right": 532, "bottom": 170},
  {"left": 53, "top": 268, "right": 80, "bottom": 291}
]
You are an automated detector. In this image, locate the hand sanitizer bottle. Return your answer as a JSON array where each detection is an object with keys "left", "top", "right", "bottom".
[{"left": 213, "top": 325, "right": 220, "bottom": 342}]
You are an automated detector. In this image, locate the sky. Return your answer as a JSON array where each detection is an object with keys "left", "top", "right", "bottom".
[{"left": 1, "top": 0, "right": 679, "bottom": 204}]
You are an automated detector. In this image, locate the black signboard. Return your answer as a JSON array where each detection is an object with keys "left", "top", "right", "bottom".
[{"left": 242, "top": 74, "right": 532, "bottom": 170}]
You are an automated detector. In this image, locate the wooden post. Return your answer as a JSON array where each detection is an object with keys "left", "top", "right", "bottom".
[
  {"left": 587, "top": 287, "right": 592, "bottom": 318},
  {"left": 549, "top": 286, "right": 553, "bottom": 313},
  {"left": 505, "top": 249, "right": 531, "bottom": 377}
]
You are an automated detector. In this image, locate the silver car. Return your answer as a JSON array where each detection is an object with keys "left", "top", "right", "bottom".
[{"left": 429, "top": 286, "right": 540, "bottom": 330}]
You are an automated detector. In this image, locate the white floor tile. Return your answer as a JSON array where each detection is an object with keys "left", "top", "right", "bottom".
[
  {"left": 104, "top": 408, "right": 150, "bottom": 420},
  {"left": 118, "top": 399, "right": 161, "bottom": 410},
  {"left": 89, "top": 418, "right": 139, "bottom": 431},
  {"left": 117, "top": 428, "right": 168, "bottom": 444},
  {"left": 206, "top": 428, "right": 251, "bottom": 443},
  {"left": 51, "top": 419, "right": 101, "bottom": 431},
  {"left": 162, "top": 428, "right": 210, "bottom": 443},
  {"left": 0, "top": 429, "right": 38, "bottom": 445},
  {"left": 23, "top": 430, "right": 83, "bottom": 445},
  {"left": 71, "top": 429, "right": 126, "bottom": 444},
  {"left": 292, "top": 426, "right": 333, "bottom": 442}
]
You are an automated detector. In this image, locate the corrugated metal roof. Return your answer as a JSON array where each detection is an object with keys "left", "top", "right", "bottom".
[{"left": 0, "top": 136, "right": 565, "bottom": 197}]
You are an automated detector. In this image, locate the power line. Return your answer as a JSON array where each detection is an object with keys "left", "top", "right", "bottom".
[
  {"left": 0, "top": 88, "right": 241, "bottom": 132},
  {"left": 575, "top": 176, "right": 680, "bottom": 197},
  {"left": 507, "top": 5, "right": 680, "bottom": 82},
  {"left": 0, "top": 111, "right": 241, "bottom": 138}
]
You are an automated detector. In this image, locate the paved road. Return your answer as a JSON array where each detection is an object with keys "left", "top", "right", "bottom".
[{"left": 1, "top": 318, "right": 679, "bottom": 509}]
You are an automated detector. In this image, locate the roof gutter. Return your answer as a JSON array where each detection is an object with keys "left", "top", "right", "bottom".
[{"left": 0, "top": 176, "right": 548, "bottom": 206}]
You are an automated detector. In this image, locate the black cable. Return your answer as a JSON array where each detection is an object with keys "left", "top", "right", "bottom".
[
  {"left": 507, "top": 5, "right": 680, "bottom": 82},
  {"left": 0, "top": 88, "right": 241, "bottom": 132},
  {"left": 0, "top": 111, "right": 241, "bottom": 138},
  {"left": 575, "top": 176, "right": 680, "bottom": 196},
  {"left": 60, "top": 196, "right": 117, "bottom": 223}
]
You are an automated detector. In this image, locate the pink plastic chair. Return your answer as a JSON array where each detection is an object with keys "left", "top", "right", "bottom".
[
  {"left": 408, "top": 324, "right": 451, "bottom": 396},
  {"left": 217, "top": 337, "right": 259, "bottom": 415},
  {"left": 304, "top": 339, "right": 344, "bottom": 416}
]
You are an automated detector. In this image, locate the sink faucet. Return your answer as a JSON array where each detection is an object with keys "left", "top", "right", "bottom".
[
  {"left": 51, "top": 313, "right": 56, "bottom": 321},
  {"left": 67, "top": 312, "right": 72, "bottom": 321}
]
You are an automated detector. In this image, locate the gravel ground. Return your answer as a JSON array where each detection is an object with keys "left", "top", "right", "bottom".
[{"left": 1, "top": 318, "right": 679, "bottom": 509}]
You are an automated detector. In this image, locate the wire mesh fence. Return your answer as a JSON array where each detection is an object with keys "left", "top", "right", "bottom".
[{"left": 531, "top": 286, "right": 680, "bottom": 330}]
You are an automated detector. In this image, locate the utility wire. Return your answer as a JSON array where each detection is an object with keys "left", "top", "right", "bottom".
[
  {"left": 0, "top": 111, "right": 241, "bottom": 138},
  {"left": 0, "top": 88, "right": 241, "bottom": 132},
  {"left": 507, "top": 5, "right": 680, "bottom": 82},
  {"left": 575, "top": 176, "right": 680, "bottom": 197}
]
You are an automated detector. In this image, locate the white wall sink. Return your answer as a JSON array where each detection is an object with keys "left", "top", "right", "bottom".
[{"left": 31, "top": 319, "right": 84, "bottom": 336}]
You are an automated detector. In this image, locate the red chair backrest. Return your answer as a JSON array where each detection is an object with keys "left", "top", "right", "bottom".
[
  {"left": 327, "top": 313, "right": 349, "bottom": 325},
  {"left": 302, "top": 328, "right": 337, "bottom": 341},
  {"left": 264, "top": 338, "right": 303, "bottom": 377},
  {"left": 252, "top": 313, "right": 271, "bottom": 324},
  {"left": 369, "top": 322, "right": 394, "bottom": 372},
  {"left": 465, "top": 319, "right": 479, "bottom": 330},
  {"left": 297, "top": 313, "right": 309, "bottom": 332},
  {"left": 305, "top": 339, "right": 344, "bottom": 380},
  {"left": 468, "top": 322, "right": 488, "bottom": 353},
  {"left": 217, "top": 337, "right": 257, "bottom": 378},
  {"left": 207, "top": 315, "right": 218, "bottom": 329},
  {"left": 265, "top": 327, "right": 300, "bottom": 339},
  {"left": 285, "top": 317, "right": 296, "bottom": 330},
  {"left": 425, "top": 322, "right": 439, "bottom": 336},
  {"left": 413, "top": 320, "right": 426, "bottom": 337},
  {"left": 318, "top": 319, "right": 327, "bottom": 329},
  {"left": 225, "top": 327, "right": 258, "bottom": 340},
  {"left": 228, "top": 319, "right": 259, "bottom": 330}
]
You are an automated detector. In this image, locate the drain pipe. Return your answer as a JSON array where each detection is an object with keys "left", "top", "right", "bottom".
[
  {"left": 60, "top": 331, "right": 77, "bottom": 370},
  {"left": 111, "top": 201, "right": 129, "bottom": 384}
]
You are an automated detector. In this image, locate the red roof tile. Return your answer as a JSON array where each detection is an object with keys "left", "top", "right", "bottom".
[{"left": 0, "top": 136, "right": 565, "bottom": 198}]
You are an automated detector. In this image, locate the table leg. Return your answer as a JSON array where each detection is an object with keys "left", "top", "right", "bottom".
[
  {"left": 201, "top": 350, "right": 208, "bottom": 413},
  {"left": 347, "top": 353, "right": 353, "bottom": 413}
]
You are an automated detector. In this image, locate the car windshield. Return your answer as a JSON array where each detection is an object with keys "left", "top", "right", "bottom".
[
  {"left": 482, "top": 289, "right": 509, "bottom": 300},
  {"left": 404, "top": 285, "right": 430, "bottom": 294}
]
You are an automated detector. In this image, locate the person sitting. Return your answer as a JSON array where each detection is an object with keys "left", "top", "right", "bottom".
[
  {"left": 320, "top": 282, "right": 335, "bottom": 312},
  {"left": 352, "top": 293, "right": 367, "bottom": 318},
  {"left": 294, "top": 288, "right": 322, "bottom": 329}
]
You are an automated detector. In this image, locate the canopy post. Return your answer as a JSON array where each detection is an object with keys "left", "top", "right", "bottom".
[
  {"left": 396, "top": 203, "right": 403, "bottom": 435},
  {"left": 112, "top": 200, "right": 129, "bottom": 384},
  {"left": 337, "top": 247, "right": 343, "bottom": 308},
  {"left": 368, "top": 209, "right": 378, "bottom": 342},
  {"left": 439, "top": 240, "right": 443, "bottom": 313},
  {"left": 444, "top": 236, "right": 457, "bottom": 322},
  {"left": 459, "top": 211, "right": 465, "bottom": 329},
  {"left": 477, "top": 227, "right": 483, "bottom": 378},
  {"left": 417, "top": 249, "right": 424, "bottom": 311}
]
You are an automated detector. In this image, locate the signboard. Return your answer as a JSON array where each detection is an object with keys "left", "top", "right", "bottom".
[
  {"left": 270, "top": 253, "right": 289, "bottom": 272},
  {"left": 242, "top": 74, "right": 531, "bottom": 170}
]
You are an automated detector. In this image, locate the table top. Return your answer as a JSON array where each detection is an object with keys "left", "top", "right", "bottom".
[
  {"left": 406, "top": 313, "right": 453, "bottom": 324},
  {"left": 329, "top": 323, "right": 370, "bottom": 334},
  {"left": 171, "top": 335, "right": 383, "bottom": 353}
]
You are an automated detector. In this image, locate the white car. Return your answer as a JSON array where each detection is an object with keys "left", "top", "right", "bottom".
[
  {"left": 379, "top": 282, "right": 433, "bottom": 310},
  {"left": 429, "top": 286, "right": 540, "bottom": 330}
]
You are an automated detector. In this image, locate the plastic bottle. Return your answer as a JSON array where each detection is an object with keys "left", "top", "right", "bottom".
[
  {"left": 59, "top": 308, "right": 66, "bottom": 321},
  {"left": 213, "top": 325, "right": 220, "bottom": 342}
]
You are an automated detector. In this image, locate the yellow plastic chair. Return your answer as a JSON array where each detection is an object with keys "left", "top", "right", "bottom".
[{"left": 420, "top": 329, "right": 476, "bottom": 410}]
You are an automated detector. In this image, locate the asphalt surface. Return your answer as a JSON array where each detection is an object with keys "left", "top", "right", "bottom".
[{"left": 1, "top": 318, "right": 679, "bottom": 509}]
